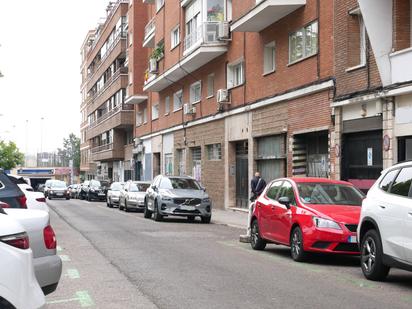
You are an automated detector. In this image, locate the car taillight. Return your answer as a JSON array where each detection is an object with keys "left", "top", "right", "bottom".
[
  {"left": 0, "top": 232, "right": 30, "bottom": 249},
  {"left": 36, "top": 197, "right": 46, "bottom": 203},
  {"left": 18, "top": 195, "right": 27, "bottom": 209},
  {"left": 43, "top": 225, "right": 56, "bottom": 249}
]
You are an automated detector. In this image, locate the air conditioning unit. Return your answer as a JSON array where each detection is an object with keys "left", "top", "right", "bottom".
[
  {"left": 148, "top": 58, "right": 158, "bottom": 73},
  {"left": 183, "top": 103, "right": 196, "bottom": 115},
  {"left": 218, "top": 22, "right": 230, "bottom": 40},
  {"left": 217, "top": 89, "right": 230, "bottom": 104}
]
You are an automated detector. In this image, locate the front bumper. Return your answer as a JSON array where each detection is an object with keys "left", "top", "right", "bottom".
[
  {"left": 110, "top": 196, "right": 120, "bottom": 205},
  {"left": 89, "top": 192, "right": 106, "bottom": 200},
  {"left": 304, "top": 228, "right": 359, "bottom": 255},
  {"left": 49, "top": 191, "right": 70, "bottom": 198},
  {"left": 127, "top": 199, "right": 145, "bottom": 209},
  {"left": 158, "top": 200, "right": 212, "bottom": 217},
  {"left": 34, "top": 255, "right": 62, "bottom": 295}
]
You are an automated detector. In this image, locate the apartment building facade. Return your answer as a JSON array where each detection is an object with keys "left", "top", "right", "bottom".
[
  {"left": 132, "top": 0, "right": 335, "bottom": 209},
  {"left": 80, "top": 0, "right": 147, "bottom": 182}
]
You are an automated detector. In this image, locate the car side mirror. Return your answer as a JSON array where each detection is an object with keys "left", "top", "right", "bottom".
[
  {"left": 201, "top": 186, "right": 206, "bottom": 192},
  {"left": 278, "top": 196, "right": 291, "bottom": 209},
  {"left": 125, "top": 188, "right": 128, "bottom": 192},
  {"left": 152, "top": 185, "right": 157, "bottom": 191}
]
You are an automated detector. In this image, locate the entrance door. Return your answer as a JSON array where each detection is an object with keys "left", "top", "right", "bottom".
[
  {"left": 153, "top": 153, "right": 161, "bottom": 177},
  {"left": 235, "top": 141, "right": 249, "bottom": 208}
]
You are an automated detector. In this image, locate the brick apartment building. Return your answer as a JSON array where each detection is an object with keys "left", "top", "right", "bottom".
[{"left": 80, "top": 0, "right": 147, "bottom": 182}]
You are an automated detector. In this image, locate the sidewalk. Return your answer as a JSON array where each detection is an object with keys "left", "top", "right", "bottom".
[{"left": 212, "top": 208, "right": 248, "bottom": 230}]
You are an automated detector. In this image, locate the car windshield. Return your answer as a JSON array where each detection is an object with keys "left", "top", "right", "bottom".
[
  {"left": 90, "top": 180, "right": 101, "bottom": 187},
  {"left": 100, "top": 181, "right": 109, "bottom": 187},
  {"left": 111, "top": 183, "right": 122, "bottom": 191},
  {"left": 159, "top": 178, "right": 201, "bottom": 190},
  {"left": 297, "top": 183, "right": 364, "bottom": 206},
  {"left": 130, "top": 183, "right": 150, "bottom": 192},
  {"left": 51, "top": 181, "right": 66, "bottom": 188}
]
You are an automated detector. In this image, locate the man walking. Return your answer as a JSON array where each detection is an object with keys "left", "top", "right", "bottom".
[{"left": 240, "top": 172, "right": 266, "bottom": 243}]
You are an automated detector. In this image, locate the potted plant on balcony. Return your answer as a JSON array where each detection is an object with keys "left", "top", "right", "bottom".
[{"left": 151, "top": 41, "right": 164, "bottom": 61}]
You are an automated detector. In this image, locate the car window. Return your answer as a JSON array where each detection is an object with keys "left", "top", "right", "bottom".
[
  {"left": 379, "top": 169, "right": 399, "bottom": 192},
  {"left": 266, "top": 181, "right": 283, "bottom": 200},
  {"left": 90, "top": 180, "right": 101, "bottom": 187},
  {"left": 279, "top": 181, "right": 296, "bottom": 205},
  {"left": 51, "top": 181, "right": 66, "bottom": 188},
  {"left": 110, "top": 183, "right": 122, "bottom": 191},
  {"left": 159, "top": 178, "right": 201, "bottom": 190},
  {"left": 152, "top": 176, "right": 160, "bottom": 188},
  {"left": 136, "top": 183, "right": 150, "bottom": 192},
  {"left": 390, "top": 167, "right": 412, "bottom": 198},
  {"left": 297, "top": 183, "right": 364, "bottom": 206}
]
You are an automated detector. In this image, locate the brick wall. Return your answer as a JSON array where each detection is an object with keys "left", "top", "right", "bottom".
[{"left": 393, "top": 0, "right": 411, "bottom": 51}]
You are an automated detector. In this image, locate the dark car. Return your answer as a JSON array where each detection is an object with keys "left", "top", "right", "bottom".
[
  {"left": 48, "top": 181, "right": 70, "bottom": 200},
  {"left": 80, "top": 180, "right": 106, "bottom": 201},
  {"left": 0, "top": 169, "right": 27, "bottom": 208},
  {"left": 100, "top": 180, "right": 110, "bottom": 195}
]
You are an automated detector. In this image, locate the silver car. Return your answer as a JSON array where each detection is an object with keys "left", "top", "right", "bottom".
[
  {"left": 106, "top": 182, "right": 124, "bottom": 208},
  {"left": 144, "top": 175, "right": 212, "bottom": 223},
  {"left": 119, "top": 181, "right": 150, "bottom": 212}
]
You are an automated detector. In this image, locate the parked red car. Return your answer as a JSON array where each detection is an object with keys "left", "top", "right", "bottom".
[{"left": 250, "top": 178, "right": 365, "bottom": 261}]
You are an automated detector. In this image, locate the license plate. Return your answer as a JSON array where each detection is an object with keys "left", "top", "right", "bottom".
[
  {"left": 98, "top": 193, "right": 105, "bottom": 196},
  {"left": 57, "top": 193, "right": 63, "bottom": 196},
  {"left": 348, "top": 236, "right": 357, "bottom": 243},
  {"left": 179, "top": 205, "right": 195, "bottom": 211}
]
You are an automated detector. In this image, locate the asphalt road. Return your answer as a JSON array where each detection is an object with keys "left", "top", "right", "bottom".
[{"left": 46, "top": 198, "right": 412, "bottom": 309}]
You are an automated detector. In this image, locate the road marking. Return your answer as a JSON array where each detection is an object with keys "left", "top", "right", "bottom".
[
  {"left": 64, "top": 268, "right": 80, "bottom": 279},
  {"left": 59, "top": 254, "right": 71, "bottom": 262},
  {"left": 47, "top": 290, "right": 94, "bottom": 307}
]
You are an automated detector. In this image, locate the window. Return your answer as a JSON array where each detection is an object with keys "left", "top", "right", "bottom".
[
  {"left": 171, "top": 26, "right": 180, "bottom": 50},
  {"left": 266, "top": 181, "right": 283, "bottom": 200},
  {"left": 207, "top": 0, "right": 225, "bottom": 21},
  {"left": 379, "top": 169, "right": 399, "bottom": 192},
  {"left": 136, "top": 112, "right": 143, "bottom": 126},
  {"left": 207, "top": 74, "right": 214, "bottom": 98},
  {"left": 190, "top": 81, "right": 202, "bottom": 104},
  {"left": 390, "top": 167, "right": 412, "bottom": 197},
  {"left": 207, "top": 144, "right": 222, "bottom": 160},
  {"left": 156, "top": 0, "right": 164, "bottom": 12},
  {"left": 185, "top": 0, "right": 201, "bottom": 50},
  {"left": 227, "top": 60, "right": 244, "bottom": 89},
  {"left": 173, "top": 90, "right": 183, "bottom": 111},
  {"left": 347, "top": 10, "right": 366, "bottom": 69},
  {"left": 191, "top": 146, "right": 202, "bottom": 181},
  {"left": 165, "top": 96, "right": 170, "bottom": 114},
  {"left": 177, "top": 148, "right": 186, "bottom": 176},
  {"left": 143, "top": 107, "right": 147, "bottom": 123},
  {"left": 279, "top": 181, "right": 296, "bottom": 205},
  {"left": 164, "top": 154, "right": 173, "bottom": 176},
  {"left": 152, "top": 103, "right": 159, "bottom": 120},
  {"left": 289, "top": 21, "right": 318, "bottom": 64},
  {"left": 263, "top": 41, "right": 276, "bottom": 75}
]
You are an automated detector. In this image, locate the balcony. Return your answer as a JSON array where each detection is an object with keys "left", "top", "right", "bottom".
[
  {"left": 143, "top": 21, "right": 228, "bottom": 92},
  {"left": 80, "top": 162, "right": 97, "bottom": 172},
  {"left": 390, "top": 47, "right": 412, "bottom": 85},
  {"left": 91, "top": 143, "right": 125, "bottom": 162},
  {"left": 231, "top": 0, "right": 306, "bottom": 32},
  {"left": 86, "top": 104, "right": 135, "bottom": 140},
  {"left": 143, "top": 17, "right": 156, "bottom": 48}
]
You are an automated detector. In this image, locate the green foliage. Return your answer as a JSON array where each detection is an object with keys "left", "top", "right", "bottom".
[
  {"left": 0, "top": 140, "right": 24, "bottom": 170},
  {"left": 57, "top": 133, "right": 80, "bottom": 169},
  {"left": 150, "top": 41, "right": 164, "bottom": 60}
]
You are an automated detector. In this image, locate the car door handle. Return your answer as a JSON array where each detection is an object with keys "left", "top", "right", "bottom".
[{"left": 379, "top": 205, "right": 386, "bottom": 209}]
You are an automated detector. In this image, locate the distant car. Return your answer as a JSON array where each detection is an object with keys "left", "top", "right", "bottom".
[
  {"left": 0, "top": 169, "right": 27, "bottom": 209},
  {"left": 119, "top": 181, "right": 150, "bottom": 212},
  {"left": 144, "top": 175, "right": 212, "bottom": 223},
  {"left": 7, "top": 175, "right": 49, "bottom": 212},
  {"left": 80, "top": 180, "right": 106, "bottom": 201},
  {"left": 106, "top": 182, "right": 124, "bottom": 208},
  {"left": 44, "top": 179, "right": 59, "bottom": 198},
  {"left": 68, "top": 184, "right": 80, "bottom": 199},
  {"left": 5, "top": 208, "right": 62, "bottom": 295},
  {"left": 250, "top": 178, "right": 364, "bottom": 261},
  {"left": 358, "top": 161, "right": 412, "bottom": 281},
  {"left": 100, "top": 180, "right": 110, "bottom": 196},
  {"left": 48, "top": 181, "right": 70, "bottom": 200},
  {"left": 0, "top": 211, "right": 45, "bottom": 308},
  {"left": 37, "top": 183, "right": 45, "bottom": 193}
]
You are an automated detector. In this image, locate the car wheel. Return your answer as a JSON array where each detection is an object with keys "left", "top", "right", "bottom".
[
  {"left": 361, "top": 229, "right": 390, "bottom": 281},
  {"left": 290, "top": 226, "right": 307, "bottom": 262},
  {"left": 144, "top": 199, "right": 152, "bottom": 219},
  {"left": 250, "top": 219, "right": 266, "bottom": 250},
  {"left": 187, "top": 216, "right": 195, "bottom": 222},
  {"left": 48, "top": 196, "right": 52, "bottom": 200},
  {"left": 153, "top": 201, "right": 163, "bottom": 222},
  {"left": 201, "top": 216, "right": 211, "bottom": 224},
  {"left": 66, "top": 197, "right": 70, "bottom": 200}
]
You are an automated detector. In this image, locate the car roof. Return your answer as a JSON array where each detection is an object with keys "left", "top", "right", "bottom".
[
  {"left": 160, "top": 175, "right": 195, "bottom": 180},
  {"left": 381, "top": 161, "right": 412, "bottom": 174},
  {"left": 284, "top": 177, "right": 354, "bottom": 186}
]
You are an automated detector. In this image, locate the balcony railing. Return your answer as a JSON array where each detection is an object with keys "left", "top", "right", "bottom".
[
  {"left": 144, "top": 17, "right": 156, "bottom": 41},
  {"left": 88, "top": 103, "right": 134, "bottom": 129},
  {"left": 184, "top": 21, "right": 222, "bottom": 53},
  {"left": 91, "top": 143, "right": 113, "bottom": 154}
]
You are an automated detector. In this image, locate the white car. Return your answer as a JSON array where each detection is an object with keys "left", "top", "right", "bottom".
[
  {"left": 7, "top": 175, "right": 49, "bottom": 212},
  {"left": 0, "top": 207, "right": 45, "bottom": 309},
  {"left": 358, "top": 161, "right": 412, "bottom": 281}
]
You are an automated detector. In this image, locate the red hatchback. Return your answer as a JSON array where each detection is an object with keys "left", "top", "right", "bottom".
[{"left": 250, "top": 178, "right": 365, "bottom": 261}]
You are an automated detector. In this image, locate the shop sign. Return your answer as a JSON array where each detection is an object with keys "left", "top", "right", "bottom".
[{"left": 367, "top": 148, "right": 373, "bottom": 166}]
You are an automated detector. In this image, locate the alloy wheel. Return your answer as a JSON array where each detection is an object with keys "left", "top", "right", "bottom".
[
  {"left": 291, "top": 230, "right": 302, "bottom": 257},
  {"left": 362, "top": 237, "right": 376, "bottom": 273},
  {"left": 251, "top": 222, "right": 259, "bottom": 247}
]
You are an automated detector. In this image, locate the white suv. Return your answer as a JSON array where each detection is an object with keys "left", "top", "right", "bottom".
[{"left": 358, "top": 161, "right": 412, "bottom": 280}]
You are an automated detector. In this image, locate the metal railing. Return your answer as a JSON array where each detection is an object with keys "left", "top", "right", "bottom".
[
  {"left": 88, "top": 103, "right": 134, "bottom": 129},
  {"left": 91, "top": 143, "right": 113, "bottom": 154},
  {"left": 183, "top": 21, "right": 222, "bottom": 52},
  {"left": 144, "top": 17, "right": 156, "bottom": 40}
]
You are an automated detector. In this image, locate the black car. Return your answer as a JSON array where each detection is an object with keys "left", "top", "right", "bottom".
[
  {"left": 0, "top": 169, "right": 27, "bottom": 208},
  {"left": 48, "top": 181, "right": 70, "bottom": 200},
  {"left": 80, "top": 180, "right": 106, "bottom": 201}
]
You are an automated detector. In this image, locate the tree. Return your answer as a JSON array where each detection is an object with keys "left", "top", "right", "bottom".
[
  {"left": 0, "top": 140, "right": 24, "bottom": 170},
  {"left": 57, "top": 133, "right": 80, "bottom": 169}
]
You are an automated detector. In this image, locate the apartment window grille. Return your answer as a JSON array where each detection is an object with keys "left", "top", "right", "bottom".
[
  {"left": 207, "top": 74, "right": 214, "bottom": 98},
  {"left": 171, "top": 26, "right": 180, "bottom": 49},
  {"left": 227, "top": 60, "right": 244, "bottom": 89},
  {"left": 165, "top": 96, "right": 170, "bottom": 114},
  {"left": 173, "top": 90, "right": 183, "bottom": 111},
  {"left": 263, "top": 41, "right": 276, "bottom": 75},
  {"left": 207, "top": 144, "right": 222, "bottom": 160},
  {"left": 289, "top": 21, "right": 318, "bottom": 64},
  {"left": 190, "top": 81, "right": 202, "bottom": 104},
  {"left": 152, "top": 103, "right": 159, "bottom": 120}
]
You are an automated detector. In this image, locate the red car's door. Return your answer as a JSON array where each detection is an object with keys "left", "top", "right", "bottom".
[
  {"left": 270, "top": 181, "right": 295, "bottom": 244},
  {"left": 258, "top": 181, "right": 283, "bottom": 240}
]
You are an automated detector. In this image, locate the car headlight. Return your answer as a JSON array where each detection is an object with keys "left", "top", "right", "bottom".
[
  {"left": 312, "top": 217, "right": 341, "bottom": 230},
  {"left": 50, "top": 191, "right": 54, "bottom": 194},
  {"left": 202, "top": 198, "right": 210, "bottom": 203},
  {"left": 90, "top": 188, "right": 95, "bottom": 192},
  {"left": 161, "top": 196, "right": 172, "bottom": 201}
]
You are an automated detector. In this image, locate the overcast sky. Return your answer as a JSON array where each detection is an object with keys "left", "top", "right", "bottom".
[{"left": 0, "top": 0, "right": 108, "bottom": 154}]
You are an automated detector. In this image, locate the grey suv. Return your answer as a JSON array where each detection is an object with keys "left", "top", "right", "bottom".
[{"left": 144, "top": 175, "right": 212, "bottom": 223}]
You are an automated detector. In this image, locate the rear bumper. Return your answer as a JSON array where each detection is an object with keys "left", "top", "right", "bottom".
[{"left": 34, "top": 255, "right": 62, "bottom": 294}]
